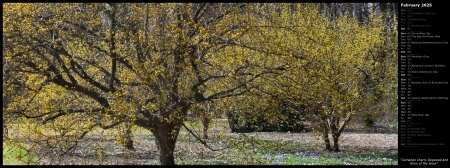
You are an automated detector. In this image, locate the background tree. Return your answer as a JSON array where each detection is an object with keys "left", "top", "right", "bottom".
[{"left": 246, "top": 3, "right": 397, "bottom": 151}]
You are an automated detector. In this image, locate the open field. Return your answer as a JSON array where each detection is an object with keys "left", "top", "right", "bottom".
[{"left": 3, "top": 119, "right": 397, "bottom": 165}]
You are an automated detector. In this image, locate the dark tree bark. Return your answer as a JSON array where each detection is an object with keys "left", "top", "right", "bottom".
[
  {"left": 202, "top": 118, "right": 209, "bottom": 140},
  {"left": 123, "top": 123, "right": 134, "bottom": 150},
  {"left": 358, "top": 3, "right": 370, "bottom": 24},
  {"left": 392, "top": 3, "right": 398, "bottom": 20},
  {"left": 320, "top": 116, "right": 331, "bottom": 151},
  {"left": 152, "top": 123, "right": 179, "bottom": 165},
  {"left": 379, "top": 3, "right": 389, "bottom": 25},
  {"left": 323, "top": 131, "right": 331, "bottom": 151},
  {"left": 332, "top": 134, "right": 340, "bottom": 152},
  {"left": 201, "top": 102, "right": 213, "bottom": 140}
]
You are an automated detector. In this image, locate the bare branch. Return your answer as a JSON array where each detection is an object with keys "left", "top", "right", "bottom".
[{"left": 181, "top": 122, "right": 228, "bottom": 151}]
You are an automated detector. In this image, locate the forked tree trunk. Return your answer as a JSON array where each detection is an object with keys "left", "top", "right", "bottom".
[
  {"left": 152, "top": 123, "right": 180, "bottom": 165},
  {"left": 330, "top": 110, "right": 352, "bottom": 152}
]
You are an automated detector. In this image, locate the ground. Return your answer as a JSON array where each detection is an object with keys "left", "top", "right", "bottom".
[
  {"left": 33, "top": 132, "right": 397, "bottom": 165},
  {"left": 5, "top": 119, "right": 397, "bottom": 165}
]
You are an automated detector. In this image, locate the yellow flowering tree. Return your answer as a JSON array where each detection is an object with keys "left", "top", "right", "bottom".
[{"left": 3, "top": 3, "right": 286, "bottom": 165}]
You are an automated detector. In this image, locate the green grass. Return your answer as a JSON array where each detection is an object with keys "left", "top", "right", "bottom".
[
  {"left": 184, "top": 121, "right": 204, "bottom": 129},
  {"left": 3, "top": 142, "right": 38, "bottom": 165},
  {"left": 184, "top": 119, "right": 229, "bottom": 129}
]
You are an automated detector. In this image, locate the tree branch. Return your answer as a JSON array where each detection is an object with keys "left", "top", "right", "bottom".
[{"left": 181, "top": 122, "right": 228, "bottom": 151}]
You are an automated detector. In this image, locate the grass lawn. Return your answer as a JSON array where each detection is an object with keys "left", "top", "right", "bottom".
[{"left": 3, "top": 142, "right": 38, "bottom": 165}]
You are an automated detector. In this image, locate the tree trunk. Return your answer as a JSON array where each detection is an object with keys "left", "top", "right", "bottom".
[
  {"left": 202, "top": 103, "right": 211, "bottom": 140},
  {"left": 152, "top": 123, "right": 180, "bottom": 165},
  {"left": 203, "top": 120, "right": 209, "bottom": 140},
  {"left": 123, "top": 123, "right": 134, "bottom": 150},
  {"left": 323, "top": 130, "right": 331, "bottom": 151},
  {"left": 320, "top": 116, "right": 331, "bottom": 151},
  {"left": 392, "top": 3, "right": 397, "bottom": 21},
  {"left": 156, "top": 139, "right": 175, "bottom": 165},
  {"left": 332, "top": 134, "right": 340, "bottom": 152},
  {"left": 227, "top": 111, "right": 239, "bottom": 132}
]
